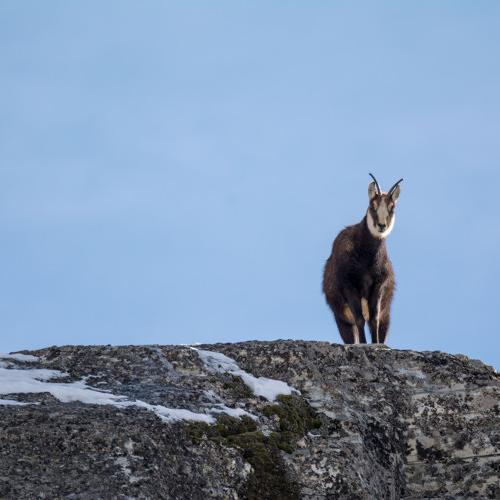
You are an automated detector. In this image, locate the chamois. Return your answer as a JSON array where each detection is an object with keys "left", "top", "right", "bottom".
[{"left": 322, "top": 174, "right": 403, "bottom": 344}]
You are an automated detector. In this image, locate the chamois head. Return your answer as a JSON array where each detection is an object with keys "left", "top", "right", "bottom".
[{"left": 366, "top": 173, "right": 403, "bottom": 239}]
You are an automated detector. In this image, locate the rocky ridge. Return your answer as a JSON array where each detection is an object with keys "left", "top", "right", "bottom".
[{"left": 0, "top": 341, "right": 499, "bottom": 499}]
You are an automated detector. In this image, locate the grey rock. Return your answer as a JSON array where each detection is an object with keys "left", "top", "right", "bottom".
[{"left": 1, "top": 341, "right": 498, "bottom": 499}]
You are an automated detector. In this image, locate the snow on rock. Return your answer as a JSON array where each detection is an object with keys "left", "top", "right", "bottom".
[
  {"left": 122, "top": 400, "right": 214, "bottom": 424},
  {"left": 0, "top": 365, "right": 215, "bottom": 423},
  {"left": 0, "top": 399, "right": 33, "bottom": 406},
  {"left": 194, "top": 348, "right": 299, "bottom": 401},
  {"left": 209, "top": 404, "right": 257, "bottom": 420},
  {"left": 0, "top": 352, "right": 40, "bottom": 362}
]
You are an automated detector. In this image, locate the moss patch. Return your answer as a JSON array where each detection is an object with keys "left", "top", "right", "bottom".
[
  {"left": 262, "top": 394, "right": 322, "bottom": 453},
  {"left": 187, "top": 417, "right": 298, "bottom": 499},
  {"left": 186, "top": 395, "right": 322, "bottom": 499},
  {"left": 221, "top": 373, "right": 253, "bottom": 399}
]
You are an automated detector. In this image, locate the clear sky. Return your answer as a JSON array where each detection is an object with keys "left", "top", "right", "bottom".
[{"left": 1, "top": 2, "right": 499, "bottom": 368}]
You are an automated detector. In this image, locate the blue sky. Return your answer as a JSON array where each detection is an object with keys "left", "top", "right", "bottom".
[{"left": 1, "top": 2, "right": 499, "bottom": 368}]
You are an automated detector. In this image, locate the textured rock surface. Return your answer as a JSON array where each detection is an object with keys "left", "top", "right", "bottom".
[{"left": 0, "top": 341, "right": 498, "bottom": 499}]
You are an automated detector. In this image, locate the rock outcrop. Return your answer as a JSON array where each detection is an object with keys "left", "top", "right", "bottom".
[{"left": 0, "top": 341, "right": 498, "bottom": 499}]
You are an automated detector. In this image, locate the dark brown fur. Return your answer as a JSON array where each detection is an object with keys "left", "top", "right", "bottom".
[{"left": 322, "top": 196, "right": 396, "bottom": 344}]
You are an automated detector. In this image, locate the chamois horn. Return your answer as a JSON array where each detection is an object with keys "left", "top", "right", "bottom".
[
  {"left": 388, "top": 178, "right": 403, "bottom": 196},
  {"left": 368, "top": 173, "right": 381, "bottom": 195}
]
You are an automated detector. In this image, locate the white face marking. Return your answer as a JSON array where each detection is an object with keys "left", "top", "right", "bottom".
[
  {"left": 376, "top": 203, "right": 389, "bottom": 224},
  {"left": 367, "top": 210, "right": 395, "bottom": 239}
]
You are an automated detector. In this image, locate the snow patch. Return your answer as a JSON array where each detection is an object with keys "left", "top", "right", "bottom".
[
  {"left": 0, "top": 366, "right": 214, "bottom": 423},
  {"left": 123, "top": 400, "right": 215, "bottom": 423},
  {"left": 0, "top": 398, "right": 34, "bottom": 406},
  {"left": 194, "top": 348, "right": 299, "bottom": 401},
  {"left": 0, "top": 365, "right": 256, "bottom": 425},
  {"left": 210, "top": 404, "right": 258, "bottom": 420},
  {"left": 0, "top": 352, "right": 40, "bottom": 362}
]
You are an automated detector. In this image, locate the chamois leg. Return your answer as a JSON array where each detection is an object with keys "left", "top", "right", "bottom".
[
  {"left": 343, "top": 290, "right": 367, "bottom": 344},
  {"left": 368, "top": 285, "right": 386, "bottom": 343},
  {"left": 368, "top": 295, "right": 381, "bottom": 343},
  {"left": 368, "top": 317, "right": 379, "bottom": 343},
  {"left": 369, "top": 309, "right": 391, "bottom": 344},
  {"left": 368, "top": 284, "right": 394, "bottom": 344},
  {"left": 333, "top": 314, "right": 357, "bottom": 344},
  {"left": 355, "top": 319, "right": 366, "bottom": 344},
  {"left": 377, "top": 312, "right": 391, "bottom": 344}
]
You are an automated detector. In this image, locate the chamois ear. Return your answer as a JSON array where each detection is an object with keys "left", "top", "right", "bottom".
[
  {"left": 368, "top": 182, "right": 378, "bottom": 201},
  {"left": 390, "top": 183, "right": 401, "bottom": 202}
]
